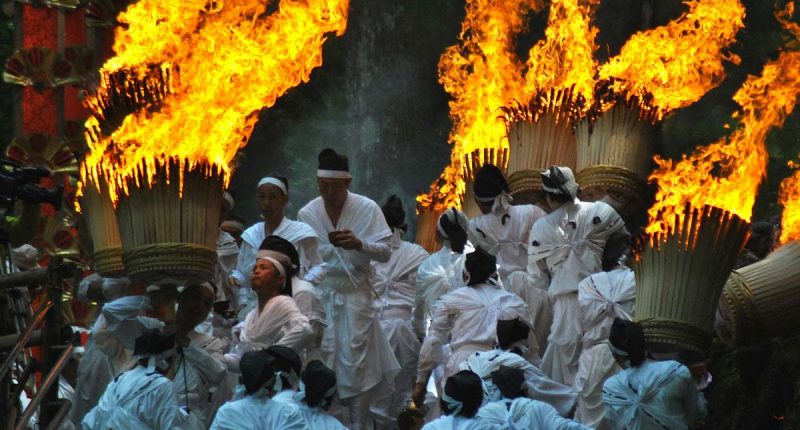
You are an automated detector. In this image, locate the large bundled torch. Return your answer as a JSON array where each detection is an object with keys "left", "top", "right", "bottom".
[
  {"left": 575, "top": 79, "right": 661, "bottom": 222},
  {"left": 82, "top": 65, "right": 222, "bottom": 284},
  {"left": 460, "top": 148, "right": 508, "bottom": 218},
  {"left": 81, "top": 65, "right": 175, "bottom": 277},
  {"left": 633, "top": 204, "right": 749, "bottom": 359},
  {"left": 718, "top": 242, "right": 800, "bottom": 346},
  {"left": 501, "top": 87, "right": 582, "bottom": 206}
]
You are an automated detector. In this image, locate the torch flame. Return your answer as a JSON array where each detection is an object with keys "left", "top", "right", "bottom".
[
  {"left": 82, "top": 0, "right": 349, "bottom": 203},
  {"left": 419, "top": 0, "right": 603, "bottom": 211},
  {"left": 524, "top": 0, "right": 599, "bottom": 102},
  {"left": 647, "top": 3, "right": 800, "bottom": 234},
  {"left": 779, "top": 161, "right": 800, "bottom": 244},
  {"left": 421, "top": 0, "right": 746, "bottom": 211},
  {"left": 598, "top": 0, "right": 744, "bottom": 115}
]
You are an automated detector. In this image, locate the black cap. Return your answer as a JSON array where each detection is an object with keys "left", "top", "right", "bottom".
[
  {"left": 464, "top": 247, "right": 497, "bottom": 285},
  {"left": 473, "top": 164, "right": 509, "bottom": 200},
  {"left": 302, "top": 360, "right": 338, "bottom": 407},
  {"left": 265, "top": 345, "right": 302, "bottom": 379},
  {"left": 496, "top": 318, "right": 530, "bottom": 350},
  {"left": 491, "top": 365, "right": 526, "bottom": 399},
  {"left": 133, "top": 329, "right": 174, "bottom": 357},
  {"left": 381, "top": 195, "right": 406, "bottom": 230},
  {"left": 318, "top": 148, "right": 349, "bottom": 172},
  {"left": 240, "top": 350, "right": 276, "bottom": 395}
]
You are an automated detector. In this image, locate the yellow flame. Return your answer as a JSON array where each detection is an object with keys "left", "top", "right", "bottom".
[
  {"left": 81, "top": 0, "right": 349, "bottom": 202},
  {"left": 647, "top": 50, "right": 800, "bottom": 234},
  {"left": 779, "top": 162, "right": 800, "bottom": 244},
  {"left": 419, "top": 0, "right": 605, "bottom": 210},
  {"left": 524, "top": 0, "right": 599, "bottom": 102},
  {"left": 598, "top": 0, "right": 744, "bottom": 114}
]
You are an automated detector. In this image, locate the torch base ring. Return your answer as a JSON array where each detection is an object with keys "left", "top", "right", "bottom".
[
  {"left": 93, "top": 247, "right": 125, "bottom": 278},
  {"left": 123, "top": 242, "right": 216, "bottom": 284},
  {"left": 575, "top": 165, "right": 645, "bottom": 202},
  {"left": 639, "top": 317, "right": 711, "bottom": 359}
]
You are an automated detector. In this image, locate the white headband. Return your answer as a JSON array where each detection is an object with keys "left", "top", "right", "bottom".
[
  {"left": 258, "top": 177, "right": 288, "bottom": 195},
  {"left": 220, "top": 220, "right": 245, "bottom": 232},
  {"left": 317, "top": 169, "right": 352, "bottom": 179},
  {"left": 256, "top": 255, "right": 287, "bottom": 285},
  {"left": 606, "top": 340, "right": 629, "bottom": 357}
]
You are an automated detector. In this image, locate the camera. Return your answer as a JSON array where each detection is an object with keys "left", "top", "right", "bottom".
[{"left": 0, "top": 158, "right": 64, "bottom": 215}]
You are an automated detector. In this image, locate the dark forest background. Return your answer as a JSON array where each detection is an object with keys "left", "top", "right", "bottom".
[{"left": 1, "top": 0, "right": 799, "bottom": 229}]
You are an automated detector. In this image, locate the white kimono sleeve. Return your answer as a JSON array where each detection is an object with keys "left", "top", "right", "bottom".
[
  {"left": 416, "top": 300, "right": 452, "bottom": 383},
  {"left": 297, "top": 236, "right": 326, "bottom": 285}
]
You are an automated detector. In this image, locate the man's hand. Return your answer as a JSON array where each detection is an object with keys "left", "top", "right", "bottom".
[
  {"left": 412, "top": 381, "right": 427, "bottom": 408},
  {"left": 331, "top": 229, "right": 363, "bottom": 250}
]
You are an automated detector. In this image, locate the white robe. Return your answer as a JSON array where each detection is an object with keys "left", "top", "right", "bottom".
[
  {"left": 295, "top": 402, "right": 349, "bottom": 430},
  {"left": 71, "top": 296, "right": 162, "bottom": 427},
  {"left": 573, "top": 343, "right": 620, "bottom": 430},
  {"left": 476, "top": 398, "right": 591, "bottom": 430},
  {"left": 210, "top": 394, "right": 308, "bottom": 430},
  {"left": 460, "top": 349, "right": 577, "bottom": 417},
  {"left": 469, "top": 205, "right": 546, "bottom": 279},
  {"left": 292, "top": 277, "right": 327, "bottom": 365},
  {"left": 417, "top": 283, "right": 531, "bottom": 382},
  {"left": 82, "top": 366, "right": 187, "bottom": 430},
  {"left": 528, "top": 200, "right": 625, "bottom": 385},
  {"left": 469, "top": 205, "right": 551, "bottom": 358},
  {"left": 370, "top": 229, "right": 429, "bottom": 423},
  {"left": 273, "top": 391, "right": 348, "bottom": 430},
  {"left": 414, "top": 244, "right": 468, "bottom": 338},
  {"left": 577, "top": 268, "right": 635, "bottom": 350},
  {"left": 215, "top": 229, "right": 239, "bottom": 302},
  {"left": 572, "top": 267, "right": 635, "bottom": 429},
  {"left": 421, "top": 415, "right": 489, "bottom": 430},
  {"left": 602, "top": 360, "right": 707, "bottom": 430},
  {"left": 173, "top": 330, "right": 229, "bottom": 429},
  {"left": 232, "top": 217, "right": 325, "bottom": 314},
  {"left": 234, "top": 295, "right": 313, "bottom": 357},
  {"left": 298, "top": 192, "right": 400, "bottom": 399}
]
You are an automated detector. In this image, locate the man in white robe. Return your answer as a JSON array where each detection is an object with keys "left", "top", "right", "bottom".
[
  {"left": 291, "top": 360, "right": 348, "bottom": 430},
  {"left": 212, "top": 350, "right": 307, "bottom": 430},
  {"left": 226, "top": 248, "right": 313, "bottom": 368},
  {"left": 414, "top": 208, "right": 471, "bottom": 337},
  {"left": 476, "top": 366, "right": 590, "bottom": 430},
  {"left": 172, "top": 283, "right": 230, "bottom": 428},
  {"left": 468, "top": 164, "right": 550, "bottom": 357},
  {"left": 229, "top": 176, "right": 325, "bottom": 318},
  {"left": 83, "top": 330, "right": 187, "bottom": 430},
  {"left": 460, "top": 318, "right": 577, "bottom": 417},
  {"left": 414, "top": 247, "right": 531, "bottom": 407},
  {"left": 528, "top": 166, "right": 628, "bottom": 386},
  {"left": 297, "top": 148, "right": 400, "bottom": 430},
  {"left": 602, "top": 319, "right": 707, "bottom": 430},
  {"left": 573, "top": 258, "right": 635, "bottom": 429},
  {"left": 369, "top": 195, "right": 429, "bottom": 427},
  {"left": 70, "top": 279, "right": 162, "bottom": 427}
]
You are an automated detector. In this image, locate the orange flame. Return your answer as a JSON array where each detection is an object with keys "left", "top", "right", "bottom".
[
  {"left": 81, "top": 0, "right": 349, "bottom": 203},
  {"left": 524, "top": 0, "right": 599, "bottom": 102},
  {"left": 598, "top": 0, "right": 744, "bottom": 115},
  {"left": 419, "top": 0, "right": 604, "bottom": 210},
  {"left": 779, "top": 162, "right": 800, "bottom": 244},
  {"left": 647, "top": 56, "right": 800, "bottom": 234}
]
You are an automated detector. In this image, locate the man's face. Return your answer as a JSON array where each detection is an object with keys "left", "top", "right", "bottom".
[
  {"left": 251, "top": 258, "right": 284, "bottom": 292},
  {"left": 257, "top": 184, "right": 288, "bottom": 219},
  {"left": 176, "top": 286, "right": 215, "bottom": 331},
  {"left": 317, "top": 177, "right": 350, "bottom": 206}
]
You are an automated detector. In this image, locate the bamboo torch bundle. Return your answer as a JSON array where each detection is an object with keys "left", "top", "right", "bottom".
[
  {"left": 460, "top": 148, "right": 508, "bottom": 218},
  {"left": 80, "top": 174, "right": 125, "bottom": 276},
  {"left": 115, "top": 158, "right": 223, "bottom": 284},
  {"left": 718, "top": 241, "right": 800, "bottom": 346},
  {"left": 633, "top": 204, "right": 749, "bottom": 358},
  {"left": 575, "top": 79, "right": 661, "bottom": 217},
  {"left": 415, "top": 204, "right": 445, "bottom": 254},
  {"left": 501, "top": 86, "right": 582, "bottom": 205},
  {"left": 84, "top": 64, "right": 177, "bottom": 136}
]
